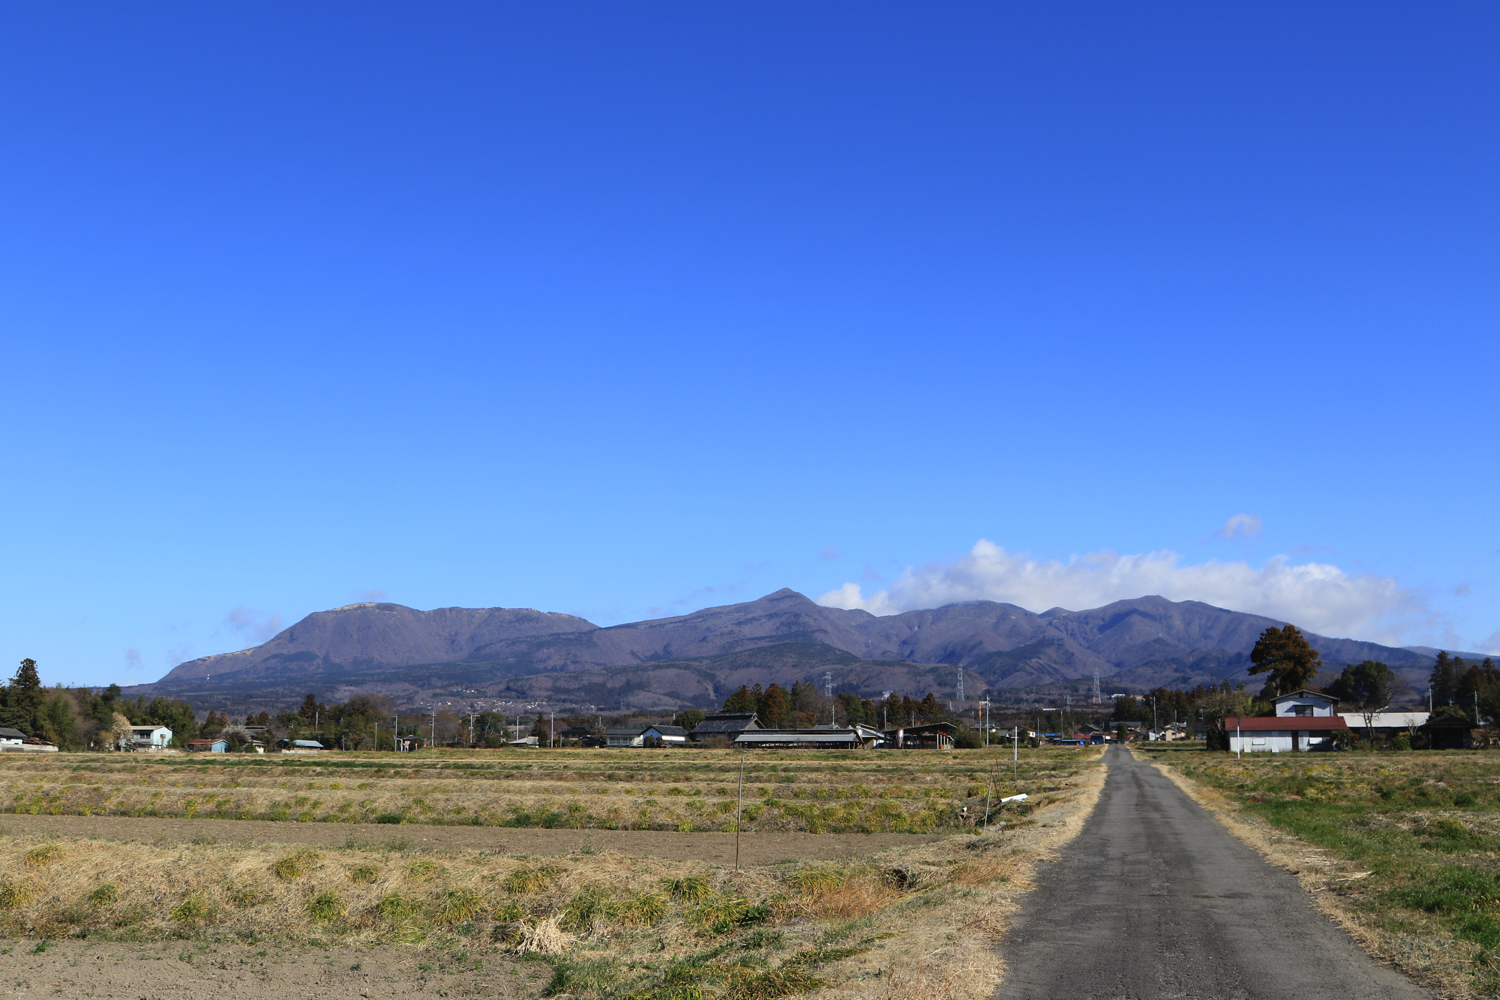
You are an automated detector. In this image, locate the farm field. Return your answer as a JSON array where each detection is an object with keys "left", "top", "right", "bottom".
[
  {"left": 0, "top": 747, "right": 1083, "bottom": 835},
  {"left": 0, "top": 747, "right": 1102, "bottom": 1000},
  {"left": 1147, "top": 748, "right": 1500, "bottom": 999}
]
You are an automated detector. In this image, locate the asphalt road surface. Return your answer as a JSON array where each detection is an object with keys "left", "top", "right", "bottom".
[{"left": 993, "top": 746, "right": 1431, "bottom": 1000}]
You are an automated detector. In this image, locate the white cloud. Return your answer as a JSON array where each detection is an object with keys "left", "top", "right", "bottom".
[
  {"left": 226, "top": 606, "right": 284, "bottom": 644},
  {"left": 817, "top": 539, "right": 1434, "bottom": 644},
  {"left": 1218, "top": 513, "right": 1263, "bottom": 538}
]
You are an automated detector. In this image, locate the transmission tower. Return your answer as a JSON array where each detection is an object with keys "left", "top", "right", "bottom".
[
  {"left": 956, "top": 666, "right": 964, "bottom": 704},
  {"left": 1092, "top": 668, "right": 1101, "bottom": 705},
  {"left": 823, "top": 672, "right": 832, "bottom": 698}
]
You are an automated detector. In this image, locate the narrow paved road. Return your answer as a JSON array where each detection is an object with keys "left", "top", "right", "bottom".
[{"left": 994, "top": 746, "right": 1431, "bottom": 1000}]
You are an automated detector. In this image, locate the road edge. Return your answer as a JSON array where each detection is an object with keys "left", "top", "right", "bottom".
[
  {"left": 1141, "top": 752, "right": 1455, "bottom": 1000},
  {"left": 813, "top": 749, "right": 1110, "bottom": 1000}
]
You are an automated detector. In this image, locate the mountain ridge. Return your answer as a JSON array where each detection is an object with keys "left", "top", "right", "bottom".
[{"left": 122, "top": 590, "right": 1472, "bottom": 714}]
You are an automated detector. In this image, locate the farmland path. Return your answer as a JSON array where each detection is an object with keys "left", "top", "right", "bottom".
[{"left": 992, "top": 745, "right": 1430, "bottom": 1000}]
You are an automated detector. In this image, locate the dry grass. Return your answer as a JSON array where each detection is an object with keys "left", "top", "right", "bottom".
[
  {"left": 0, "top": 747, "right": 1091, "bottom": 835},
  {"left": 0, "top": 746, "right": 1105, "bottom": 999}
]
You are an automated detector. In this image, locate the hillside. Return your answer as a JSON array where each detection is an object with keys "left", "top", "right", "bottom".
[{"left": 121, "top": 590, "right": 1458, "bottom": 715}]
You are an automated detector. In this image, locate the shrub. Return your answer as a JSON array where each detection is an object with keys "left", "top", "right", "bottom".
[
  {"left": 307, "top": 891, "right": 346, "bottom": 923},
  {"left": 435, "top": 888, "right": 485, "bottom": 925},
  {"left": 784, "top": 867, "right": 846, "bottom": 896},
  {"left": 503, "top": 865, "right": 560, "bottom": 894},
  {"left": 86, "top": 883, "right": 119, "bottom": 906},
  {"left": 347, "top": 864, "right": 380, "bottom": 884},
  {"left": 272, "top": 848, "right": 319, "bottom": 881},
  {"left": 24, "top": 844, "right": 62, "bottom": 868},
  {"left": 404, "top": 858, "right": 440, "bottom": 880},
  {"left": 616, "top": 892, "right": 668, "bottom": 926},
  {"left": 663, "top": 875, "right": 713, "bottom": 902},
  {"left": 0, "top": 882, "right": 35, "bottom": 910},
  {"left": 374, "top": 894, "right": 421, "bottom": 921},
  {"left": 169, "top": 897, "right": 207, "bottom": 923}
]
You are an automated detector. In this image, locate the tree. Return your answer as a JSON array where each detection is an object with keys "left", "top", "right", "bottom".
[
  {"left": 110, "top": 711, "right": 133, "bottom": 750},
  {"left": 1248, "top": 625, "right": 1322, "bottom": 698},
  {"left": 721, "top": 685, "right": 757, "bottom": 713},
  {"left": 1327, "top": 661, "right": 1394, "bottom": 745},
  {"left": 1429, "top": 652, "right": 1460, "bottom": 708},
  {"left": 673, "top": 709, "right": 705, "bottom": 732},
  {"left": 760, "top": 684, "right": 791, "bottom": 728},
  {"left": 918, "top": 692, "right": 942, "bottom": 721}
]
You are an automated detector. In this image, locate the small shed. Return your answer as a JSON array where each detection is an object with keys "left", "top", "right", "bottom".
[
  {"left": 1421, "top": 713, "right": 1476, "bottom": 750},
  {"left": 0, "top": 728, "right": 26, "bottom": 749},
  {"left": 187, "top": 738, "right": 229, "bottom": 753}
]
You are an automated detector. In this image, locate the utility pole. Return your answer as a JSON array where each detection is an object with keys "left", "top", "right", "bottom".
[
  {"left": 1013, "top": 722, "right": 1019, "bottom": 784},
  {"left": 735, "top": 752, "right": 746, "bottom": 868},
  {"left": 393, "top": 712, "right": 399, "bottom": 752},
  {"left": 550, "top": 711, "right": 555, "bottom": 749},
  {"left": 430, "top": 709, "right": 436, "bottom": 749},
  {"left": 981, "top": 699, "right": 990, "bottom": 747}
]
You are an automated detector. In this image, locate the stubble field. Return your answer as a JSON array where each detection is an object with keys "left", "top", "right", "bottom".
[{"left": 0, "top": 746, "right": 1102, "bottom": 1000}]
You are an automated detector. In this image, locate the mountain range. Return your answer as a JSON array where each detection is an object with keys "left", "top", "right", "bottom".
[{"left": 120, "top": 590, "right": 1469, "bottom": 716}]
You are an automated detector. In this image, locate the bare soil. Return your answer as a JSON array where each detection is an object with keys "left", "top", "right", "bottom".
[
  {"left": 0, "top": 813, "right": 944, "bottom": 864},
  {"left": 0, "top": 938, "right": 545, "bottom": 999}
]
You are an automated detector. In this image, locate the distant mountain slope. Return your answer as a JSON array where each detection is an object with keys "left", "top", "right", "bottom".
[
  {"left": 131, "top": 590, "right": 1457, "bottom": 713},
  {"left": 158, "top": 603, "right": 598, "bottom": 684}
]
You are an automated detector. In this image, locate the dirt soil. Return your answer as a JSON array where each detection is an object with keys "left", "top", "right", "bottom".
[
  {"left": 0, "top": 938, "right": 545, "bottom": 999},
  {"left": 0, "top": 812, "right": 944, "bottom": 864}
]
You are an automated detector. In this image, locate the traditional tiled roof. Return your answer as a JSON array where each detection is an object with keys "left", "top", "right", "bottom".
[{"left": 690, "top": 713, "right": 762, "bottom": 735}]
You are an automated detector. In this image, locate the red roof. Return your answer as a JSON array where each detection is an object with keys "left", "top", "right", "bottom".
[{"left": 1226, "top": 716, "right": 1348, "bottom": 732}]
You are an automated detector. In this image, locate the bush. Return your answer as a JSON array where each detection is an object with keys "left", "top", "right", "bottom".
[
  {"left": 87, "top": 883, "right": 119, "bottom": 906},
  {"left": 272, "top": 848, "right": 319, "bottom": 881},
  {"left": 1392, "top": 733, "right": 1412, "bottom": 751},
  {"left": 307, "top": 891, "right": 345, "bottom": 923}
]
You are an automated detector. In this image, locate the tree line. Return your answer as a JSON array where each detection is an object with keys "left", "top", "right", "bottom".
[{"left": 713, "top": 682, "right": 946, "bottom": 730}]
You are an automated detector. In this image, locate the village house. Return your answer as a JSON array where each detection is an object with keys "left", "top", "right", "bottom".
[
  {"left": 688, "top": 712, "right": 763, "bottom": 743},
  {"left": 129, "top": 725, "right": 173, "bottom": 751},
  {"left": 605, "top": 724, "right": 689, "bottom": 747},
  {"left": 187, "top": 738, "right": 229, "bottom": 753},
  {"left": 1226, "top": 689, "right": 1349, "bottom": 753}
]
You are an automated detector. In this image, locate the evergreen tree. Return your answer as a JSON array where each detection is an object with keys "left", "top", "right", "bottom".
[
  {"left": 1248, "top": 625, "right": 1322, "bottom": 698},
  {"left": 760, "top": 684, "right": 791, "bottom": 728},
  {"left": 1429, "top": 651, "right": 1459, "bottom": 707},
  {"left": 721, "top": 685, "right": 757, "bottom": 713}
]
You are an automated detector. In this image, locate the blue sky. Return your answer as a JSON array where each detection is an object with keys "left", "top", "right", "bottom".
[{"left": 2, "top": 2, "right": 1497, "bottom": 688}]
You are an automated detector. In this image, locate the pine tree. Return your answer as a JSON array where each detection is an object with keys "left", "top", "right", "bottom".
[
  {"left": 1248, "top": 625, "right": 1322, "bottom": 698},
  {"left": 1430, "top": 651, "right": 1459, "bottom": 707}
]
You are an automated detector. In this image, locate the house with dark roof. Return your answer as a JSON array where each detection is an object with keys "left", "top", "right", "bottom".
[{"left": 688, "top": 713, "right": 762, "bottom": 743}]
